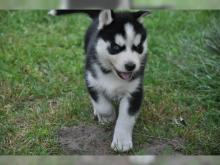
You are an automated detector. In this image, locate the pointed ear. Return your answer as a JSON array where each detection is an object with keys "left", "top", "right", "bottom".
[
  {"left": 133, "top": 10, "right": 151, "bottom": 23},
  {"left": 98, "top": 10, "right": 113, "bottom": 30}
]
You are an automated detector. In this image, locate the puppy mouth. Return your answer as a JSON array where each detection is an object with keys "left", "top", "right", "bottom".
[
  {"left": 110, "top": 63, "right": 134, "bottom": 81},
  {"left": 115, "top": 70, "right": 133, "bottom": 81}
]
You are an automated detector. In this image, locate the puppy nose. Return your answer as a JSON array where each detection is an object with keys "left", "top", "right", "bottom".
[{"left": 125, "top": 62, "right": 136, "bottom": 71}]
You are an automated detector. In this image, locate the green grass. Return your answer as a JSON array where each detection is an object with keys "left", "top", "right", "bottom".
[{"left": 0, "top": 10, "right": 220, "bottom": 155}]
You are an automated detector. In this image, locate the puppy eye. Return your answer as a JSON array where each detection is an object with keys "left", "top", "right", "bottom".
[
  {"left": 132, "top": 44, "right": 143, "bottom": 54},
  {"left": 108, "top": 43, "right": 125, "bottom": 55},
  {"left": 112, "top": 44, "right": 121, "bottom": 51}
]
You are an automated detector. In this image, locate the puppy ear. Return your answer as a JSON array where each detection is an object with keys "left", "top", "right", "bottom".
[
  {"left": 98, "top": 10, "right": 113, "bottom": 30},
  {"left": 133, "top": 10, "right": 151, "bottom": 23}
]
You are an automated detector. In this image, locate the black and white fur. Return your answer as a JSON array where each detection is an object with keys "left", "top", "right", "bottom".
[
  {"left": 86, "top": 10, "right": 150, "bottom": 152},
  {"left": 50, "top": 10, "right": 150, "bottom": 152}
]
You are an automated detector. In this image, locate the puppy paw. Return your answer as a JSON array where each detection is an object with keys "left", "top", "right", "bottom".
[{"left": 111, "top": 133, "right": 133, "bottom": 152}]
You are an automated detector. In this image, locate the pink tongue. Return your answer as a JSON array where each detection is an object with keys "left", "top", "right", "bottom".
[{"left": 120, "top": 73, "right": 131, "bottom": 80}]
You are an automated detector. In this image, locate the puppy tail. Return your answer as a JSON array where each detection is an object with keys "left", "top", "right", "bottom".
[{"left": 48, "top": 10, "right": 101, "bottom": 19}]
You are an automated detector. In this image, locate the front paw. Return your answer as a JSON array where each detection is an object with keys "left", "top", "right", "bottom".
[{"left": 111, "top": 133, "right": 133, "bottom": 152}]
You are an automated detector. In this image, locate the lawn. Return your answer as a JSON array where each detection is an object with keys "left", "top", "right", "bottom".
[{"left": 0, "top": 10, "right": 219, "bottom": 155}]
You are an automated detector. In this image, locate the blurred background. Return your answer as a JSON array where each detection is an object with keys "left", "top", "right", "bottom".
[
  {"left": 135, "top": 0, "right": 220, "bottom": 9},
  {"left": 1, "top": 0, "right": 220, "bottom": 9},
  {"left": 0, "top": 156, "right": 220, "bottom": 165}
]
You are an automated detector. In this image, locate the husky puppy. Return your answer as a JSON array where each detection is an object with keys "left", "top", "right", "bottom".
[
  {"left": 85, "top": 10, "right": 149, "bottom": 152},
  {"left": 50, "top": 10, "right": 150, "bottom": 152}
]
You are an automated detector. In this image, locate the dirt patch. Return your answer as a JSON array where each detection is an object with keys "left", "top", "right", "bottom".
[
  {"left": 58, "top": 124, "right": 114, "bottom": 154},
  {"left": 142, "top": 137, "right": 184, "bottom": 155},
  {"left": 58, "top": 123, "right": 184, "bottom": 155}
]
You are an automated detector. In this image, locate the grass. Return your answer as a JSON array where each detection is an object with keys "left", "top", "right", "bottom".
[{"left": 0, "top": 10, "right": 220, "bottom": 155}]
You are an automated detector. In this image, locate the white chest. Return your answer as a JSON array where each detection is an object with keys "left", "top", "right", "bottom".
[{"left": 87, "top": 71, "right": 140, "bottom": 99}]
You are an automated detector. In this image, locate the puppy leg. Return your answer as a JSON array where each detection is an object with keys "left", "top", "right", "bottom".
[
  {"left": 111, "top": 88, "right": 143, "bottom": 152},
  {"left": 88, "top": 87, "right": 116, "bottom": 123},
  {"left": 92, "top": 95, "right": 116, "bottom": 124}
]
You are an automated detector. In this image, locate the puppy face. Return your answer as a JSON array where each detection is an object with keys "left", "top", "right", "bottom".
[{"left": 96, "top": 10, "right": 149, "bottom": 81}]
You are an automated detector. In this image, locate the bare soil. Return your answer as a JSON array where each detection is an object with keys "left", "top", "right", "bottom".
[{"left": 58, "top": 123, "right": 184, "bottom": 155}]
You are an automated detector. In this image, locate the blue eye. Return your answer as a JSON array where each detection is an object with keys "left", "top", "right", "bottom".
[{"left": 108, "top": 43, "right": 125, "bottom": 55}]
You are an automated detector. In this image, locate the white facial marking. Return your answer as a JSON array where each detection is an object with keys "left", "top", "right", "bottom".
[
  {"left": 96, "top": 39, "right": 112, "bottom": 69},
  {"left": 96, "top": 38, "right": 110, "bottom": 54},
  {"left": 96, "top": 23, "right": 147, "bottom": 77},
  {"left": 104, "top": 23, "right": 143, "bottom": 73},
  {"left": 134, "top": 34, "right": 141, "bottom": 46},
  {"left": 115, "top": 34, "right": 125, "bottom": 46},
  {"left": 124, "top": 23, "right": 135, "bottom": 46}
]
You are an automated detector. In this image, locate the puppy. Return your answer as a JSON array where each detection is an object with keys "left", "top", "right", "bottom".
[{"left": 50, "top": 10, "right": 150, "bottom": 152}]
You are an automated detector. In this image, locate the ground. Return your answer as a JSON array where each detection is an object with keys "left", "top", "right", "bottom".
[
  {"left": 0, "top": 10, "right": 219, "bottom": 155},
  {"left": 58, "top": 124, "right": 184, "bottom": 154}
]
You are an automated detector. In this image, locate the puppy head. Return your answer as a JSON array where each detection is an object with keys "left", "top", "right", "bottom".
[{"left": 96, "top": 10, "right": 150, "bottom": 81}]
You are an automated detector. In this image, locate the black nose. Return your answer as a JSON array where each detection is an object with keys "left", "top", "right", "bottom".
[{"left": 125, "top": 62, "right": 136, "bottom": 71}]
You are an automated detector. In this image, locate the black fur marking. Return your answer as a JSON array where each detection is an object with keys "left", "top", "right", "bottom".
[
  {"left": 89, "top": 65, "right": 98, "bottom": 78},
  {"left": 97, "top": 12, "right": 147, "bottom": 49},
  {"left": 108, "top": 43, "right": 126, "bottom": 55},
  {"left": 85, "top": 48, "right": 98, "bottom": 78},
  {"left": 85, "top": 47, "right": 112, "bottom": 77},
  {"left": 130, "top": 53, "right": 147, "bottom": 81},
  {"left": 50, "top": 10, "right": 101, "bottom": 19},
  {"left": 99, "top": 65, "right": 112, "bottom": 74},
  {"left": 132, "top": 44, "right": 144, "bottom": 54},
  {"left": 87, "top": 86, "right": 98, "bottom": 102},
  {"left": 128, "top": 87, "right": 143, "bottom": 115}
]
